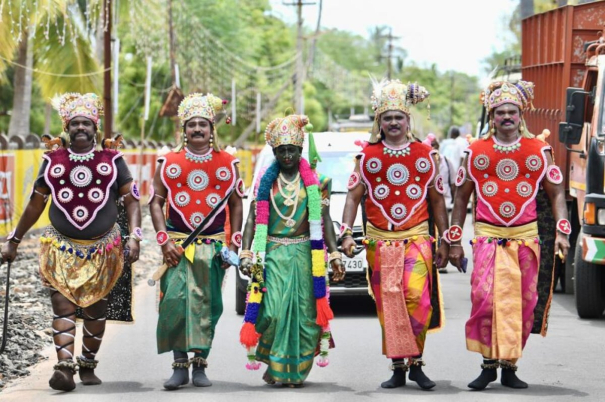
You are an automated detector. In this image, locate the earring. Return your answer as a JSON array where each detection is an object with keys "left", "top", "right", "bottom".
[
  {"left": 183, "top": 137, "right": 188, "bottom": 146},
  {"left": 376, "top": 133, "right": 382, "bottom": 140},
  {"left": 519, "top": 124, "right": 524, "bottom": 133},
  {"left": 209, "top": 133, "right": 214, "bottom": 146}
]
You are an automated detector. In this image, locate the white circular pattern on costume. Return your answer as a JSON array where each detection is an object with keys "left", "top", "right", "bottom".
[
  {"left": 166, "top": 164, "right": 182, "bottom": 179},
  {"left": 206, "top": 193, "right": 222, "bottom": 208},
  {"left": 473, "top": 155, "right": 490, "bottom": 170},
  {"left": 516, "top": 181, "right": 533, "bottom": 198},
  {"left": 190, "top": 212, "right": 205, "bottom": 228},
  {"left": 50, "top": 164, "right": 66, "bottom": 178},
  {"left": 87, "top": 187, "right": 104, "bottom": 203},
  {"left": 495, "top": 159, "right": 519, "bottom": 181},
  {"left": 70, "top": 166, "right": 93, "bottom": 187},
  {"left": 72, "top": 206, "right": 89, "bottom": 222},
  {"left": 57, "top": 188, "right": 74, "bottom": 203},
  {"left": 499, "top": 202, "right": 516, "bottom": 218},
  {"left": 415, "top": 158, "right": 431, "bottom": 173},
  {"left": 236, "top": 178, "right": 246, "bottom": 197},
  {"left": 390, "top": 203, "right": 407, "bottom": 220},
  {"left": 366, "top": 157, "right": 382, "bottom": 174},
  {"left": 374, "top": 184, "right": 390, "bottom": 200},
  {"left": 216, "top": 167, "right": 231, "bottom": 181},
  {"left": 174, "top": 191, "right": 191, "bottom": 207},
  {"left": 386, "top": 163, "right": 409, "bottom": 186},
  {"left": 435, "top": 175, "right": 445, "bottom": 194},
  {"left": 187, "top": 170, "right": 209, "bottom": 191},
  {"left": 482, "top": 181, "right": 498, "bottom": 197},
  {"left": 525, "top": 155, "right": 542, "bottom": 171},
  {"left": 96, "top": 162, "right": 112, "bottom": 176},
  {"left": 406, "top": 184, "right": 422, "bottom": 199}
]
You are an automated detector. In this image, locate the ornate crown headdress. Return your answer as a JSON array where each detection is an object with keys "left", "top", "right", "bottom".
[
  {"left": 51, "top": 92, "right": 104, "bottom": 131},
  {"left": 480, "top": 80, "right": 535, "bottom": 113},
  {"left": 177, "top": 93, "right": 228, "bottom": 126},
  {"left": 264, "top": 114, "right": 308, "bottom": 148},
  {"left": 369, "top": 79, "right": 430, "bottom": 141}
]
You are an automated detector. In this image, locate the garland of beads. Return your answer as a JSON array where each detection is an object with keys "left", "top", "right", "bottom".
[
  {"left": 493, "top": 142, "right": 521, "bottom": 153},
  {"left": 383, "top": 143, "right": 411, "bottom": 157},
  {"left": 68, "top": 149, "right": 95, "bottom": 162},
  {"left": 185, "top": 148, "right": 213, "bottom": 163},
  {"left": 239, "top": 157, "right": 333, "bottom": 370}
]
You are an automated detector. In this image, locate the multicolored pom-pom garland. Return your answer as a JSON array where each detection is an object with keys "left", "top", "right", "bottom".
[{"left": 239, "top": 157, "right": 333, "bottom": 370}]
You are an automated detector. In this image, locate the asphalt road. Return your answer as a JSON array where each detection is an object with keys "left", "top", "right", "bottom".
[{"left": 2, "top": 215, "right": 605, "bottom": 401}]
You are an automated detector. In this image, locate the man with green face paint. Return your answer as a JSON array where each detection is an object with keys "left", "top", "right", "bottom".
[{"left": 238, "top": 114, "right": 345, "bottom": 387}]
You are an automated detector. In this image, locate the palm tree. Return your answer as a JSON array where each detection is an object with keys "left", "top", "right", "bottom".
[{"left": 1, "top": 0, "right": 100, "bottom": 138}]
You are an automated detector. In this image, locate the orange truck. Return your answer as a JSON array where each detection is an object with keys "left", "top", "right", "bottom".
[{"left": 522, "top": 2, "right": 605, "bottom": 318}]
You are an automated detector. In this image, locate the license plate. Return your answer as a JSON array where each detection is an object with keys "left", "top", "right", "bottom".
[{"left": 341, "top": 255, "right": 365, "bottom": 272}]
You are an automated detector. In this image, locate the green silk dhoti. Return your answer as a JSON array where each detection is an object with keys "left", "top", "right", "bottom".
[
  {"left": 255, "top": 240, "right": 321, "bottom": 385},
  {"left": 157, "top": 241, "right": 225, "bottom": 356}
]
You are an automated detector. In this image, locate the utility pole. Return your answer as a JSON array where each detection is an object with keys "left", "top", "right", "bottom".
[
  {"left": 284, "top": 0, "right": 315, "bottom": 114},
  {"left": 380, "top": 28, "right": 400, "bottom": 80},
  {"left": 103, "top": 0, "right": 112, "bottom": 138}
]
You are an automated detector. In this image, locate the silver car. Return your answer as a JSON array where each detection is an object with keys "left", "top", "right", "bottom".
[{"left": 235, "top": 131, "right": 371, "bottom": 314}]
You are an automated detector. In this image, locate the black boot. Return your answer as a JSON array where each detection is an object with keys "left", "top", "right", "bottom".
[
  {"left": 468, "top": 359, "right": 499, "bottom": 390},
  {"left": 191, "top": 356, "right": 212, "bottom": 387},
  {"left": 381, "top": 359, "right": 407, "bottom": 388},
  {"left": 164, "top": 358, "right": 190, "bottom": 390},
  {"left": 408, "top": 357, "right": 436, "bottom": 390},
  {"left": 500, "top": 360, "right": 528, "bottom": 389}
]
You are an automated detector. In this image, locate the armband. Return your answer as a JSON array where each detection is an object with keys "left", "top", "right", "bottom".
[
  {"left": 546, "top": 165, "right": 563, "bottom": 185},
  {"left": 435, "top": 175, "right": 445, "bottom": 194},
  {"left": 130, "top": 181, "right": 141, "bottom": 200},
  {"left": 455, "top": 167, "right": 466, "bottom": 187},
  {"left": 347, "top": 172, "right": 361, "bottom": 190},
  {"left": 156, "top": 230, "right": 169, "bottom": 246},
  {"left": 235, "top": 178, "right": 246, "bottom": 198},
  {"left": 556, "top": 219, "right": 571, "bottom": 236},
  {"left": 231, "top": 231, "right": 243, "bottom": 248},
  {"left": 448, "top": 225, "right": 463, "bottom": 243}
]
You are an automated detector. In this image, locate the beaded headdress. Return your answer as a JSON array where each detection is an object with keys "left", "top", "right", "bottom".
[
  {"left": 481, "top": 80, "right": 535, "bottom": 113},
  {"left": 264, "top": 114, "right": 308, "bottom": 148},
  {"left": 369, "top": 79, "right": 430, "bottom": 142},
  {"left": 177, "top": 93, "right": 227, "bottom": 126},
  {"left": 52, "top": 93, "right": 103, "bottom": 131}
]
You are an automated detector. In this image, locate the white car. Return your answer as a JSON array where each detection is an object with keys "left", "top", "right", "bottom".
[{"left": 235, "top": 131, "right": 371, "bottom": 314}]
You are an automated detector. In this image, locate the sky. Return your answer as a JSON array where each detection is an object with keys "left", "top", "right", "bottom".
[{"left": 270, "top": 0, "right": 518, "bottom": 81}]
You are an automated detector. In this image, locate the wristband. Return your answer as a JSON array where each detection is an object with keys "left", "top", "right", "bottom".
[
  {"left": 441, "top": 229, "right": 451, "bottom": 244},
  {"left": 556, "top": 219, "right": 572, "bottom": 236},
  {"left": 156, "top": 230, "right": 169, "bottom": 246},
  {"left": 339, "top": 224, "right": 352, "bottom": 239},
  {"left": 448, "top": 225, "right": 463, "bottom": 243},
  {"left": 239, "top": 249, "right": 253, "bottom": 260},
  {"left": 130, "top": 227, "right": 143, "bottom": 242},
  {"left": 231, "top": 231, "right": 243, "bottom": 248},
  {"left": 328, "top": 251, "right": 342, "bottom": 263},
  {"left": 7, "top": 230, "right": 21, "bottom": 244}
]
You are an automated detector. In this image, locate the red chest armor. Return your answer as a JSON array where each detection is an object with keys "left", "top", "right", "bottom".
[
  {"left": 467, "top": 137, "right": 550, "bottom": 226},
  {"left": 159, "top": 149, "right": 237, "bottom": 231},
  {"left": 43, "top": 148, "right": 122, "bottom": 230},
  {"left": 359, "top": 141, "right": 436, "bottom": 228}
]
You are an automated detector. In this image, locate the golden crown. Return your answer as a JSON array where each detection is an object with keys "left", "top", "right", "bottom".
[
  {"left": 52, "top": 93, "right": 103, "bottom": 130},
  {"left": 265, "top": 114, "right": 309, "bottom": 148},
  {"left": 370, "top": 79, "right": 429, "bottom": 116},
  {"left": 177, "top": 93, "right": 227, "bottom": 126},
  {"left": 481, "top": 80, "right": 535, "bottom": 113}
]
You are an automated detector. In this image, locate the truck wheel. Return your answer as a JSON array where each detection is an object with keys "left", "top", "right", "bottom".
[
  {"left": 235, "top": 281, "right": 247, "bottom": 315},
  {"left": 574, "top": 235, "right": 605, "bottom": 318}
]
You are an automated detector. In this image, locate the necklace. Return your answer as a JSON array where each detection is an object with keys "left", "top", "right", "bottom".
[
  {"left": 493, "top": 135, "right": 522, "bottom": 153},
  {"left": 185, "top": 147, "right": 213, "bottom": 163},
  {"left": 68, "top": 148, "right": 95, "bottom": 162},
  {"left": 271, "top": 177, "right": 300, "bottom": 227},
  {"left": 383, "top": 141, "right": 411, "bottom": 157},
  {"left": 277, "top": 174, "right": 300, "bottom": 206}
]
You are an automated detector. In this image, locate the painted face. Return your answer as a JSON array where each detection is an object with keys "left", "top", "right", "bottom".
[
  {"left": 184, "top": 117, "right": 212, "bottom": 148},
  {"left": 274, "top": 144, "right": 302, "bottom": 171},
  {"left": 67, "top": 116, "right": 96, "bottom": 146},
  {"left": 492, "top": 103, "right": 521, "bottom": 134},
  {"left": 379, "top": 110, "right": 409, "bottom": 139}
]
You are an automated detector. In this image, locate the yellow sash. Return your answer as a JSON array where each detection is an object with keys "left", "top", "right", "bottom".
[{"left": 366, "top": 221, "right": 430, "bottom": 241}]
